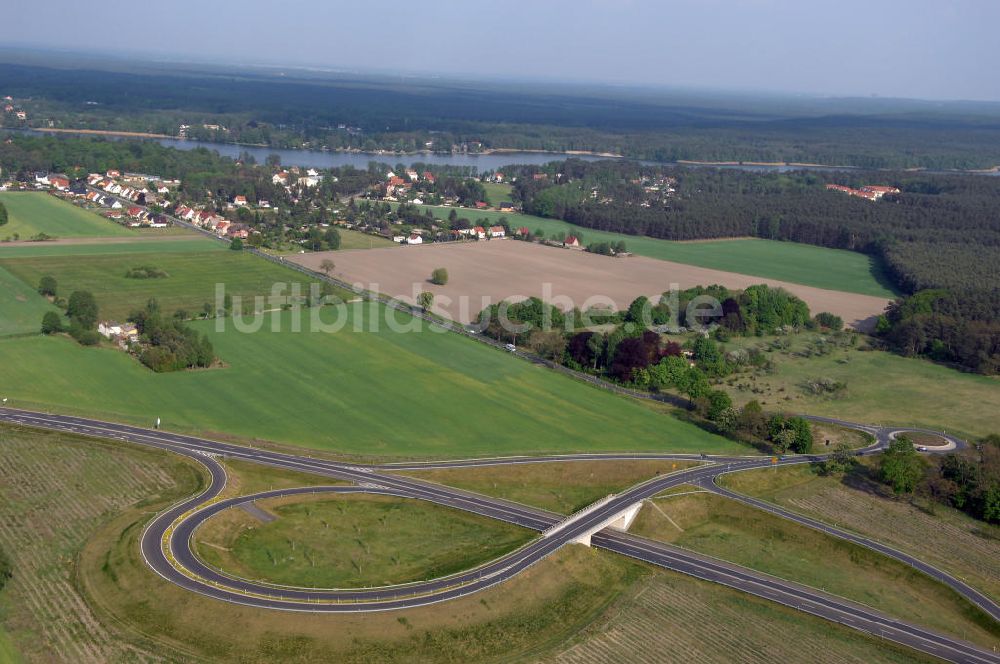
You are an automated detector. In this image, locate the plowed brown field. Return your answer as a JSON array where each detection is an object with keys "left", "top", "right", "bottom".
[{"left": 293, "top": 240, "right": 890, "bottom": 330}]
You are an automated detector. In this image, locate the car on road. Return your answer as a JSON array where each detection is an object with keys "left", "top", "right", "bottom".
[
  {"left": 917, "top": 445, "right": 928, "bottom": 451},
  {"left": 505, "top": 343, "right": 516, "bottom": 352}
]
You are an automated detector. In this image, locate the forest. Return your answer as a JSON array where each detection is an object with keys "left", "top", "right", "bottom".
[
  {"left": 4, "top": 61, "right": 1000, "bottom": 169},
  {"left": 513, "top": 160, "right": 1000, "bottom": 373}
]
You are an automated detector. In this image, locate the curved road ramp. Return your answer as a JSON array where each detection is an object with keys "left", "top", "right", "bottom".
[{"left": 0, "top": 407, "right": 997, "bottom": 663}]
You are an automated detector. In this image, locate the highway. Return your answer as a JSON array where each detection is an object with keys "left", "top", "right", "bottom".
[{"left": 1, "top": 406, "right": 997, "bottom": 663}]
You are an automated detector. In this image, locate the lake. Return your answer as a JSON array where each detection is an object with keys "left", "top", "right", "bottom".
[{"left": 12, "top": 129, "right": 999, "bottom": 175}]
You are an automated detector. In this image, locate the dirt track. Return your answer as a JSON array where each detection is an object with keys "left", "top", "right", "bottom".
[{"left": 292, "top": 240, "right": 890, "bottom": 331}]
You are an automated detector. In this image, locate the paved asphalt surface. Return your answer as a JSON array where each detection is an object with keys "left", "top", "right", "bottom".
[{"left": 1, "top": 406, "right": 997, "bottom": 663}]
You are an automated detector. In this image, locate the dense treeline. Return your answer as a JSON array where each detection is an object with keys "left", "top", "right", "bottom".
[
  {"left": 474, "top": 288, "right": 822, "bottom": 453},
  {"left": 128, "top": 300, "right": 215, "bottom": 372},
  {"left": 513, "top": 160, "right": 1000, "bottom": 373},
  {"left": 0, "top": 133, "right": 237, "bottom": 181},
  {"left": 5, "top": 62, "right": 1000, "bottom": 169},
  {"left": 873, "top": 435, "right": 1000, "bottom": 524}
]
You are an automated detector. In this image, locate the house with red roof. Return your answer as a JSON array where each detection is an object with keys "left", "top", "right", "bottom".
[
  {"left": 48, "top": 175, "right": 70, "bottom": 191},
  {"left": 564, "top": 235, "right": 580, "bottom": 247}
]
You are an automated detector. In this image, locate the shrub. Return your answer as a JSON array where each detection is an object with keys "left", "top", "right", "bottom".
[
  {"left": 40, "top": 311, "right": 63, "bottom": 334},
  {"left": 814, "top": 312, "right": 844, "bottom": 330},
  {"left": 38, "top": 274, "right": 57, "bottom": 296},
  {"left": 69, "top": 326, "right": 101, "bottom": 346},
  {"left": 430, "top": 267, "right": 449, "bottom": 285},
  {"left": 124, "top": 265, "right": 169, "bottom": 279}
]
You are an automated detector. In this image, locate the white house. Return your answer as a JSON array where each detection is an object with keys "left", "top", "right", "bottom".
[
  {"left": 406, "top": 233, "right": 423, "bottom": 245},
  {"left": 488, "top": 225, "right": 506, "bottom": 238}
]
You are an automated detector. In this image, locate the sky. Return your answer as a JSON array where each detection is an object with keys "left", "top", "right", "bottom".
[{"left": 6, "top": 0, "right": 999, "bottom": 101}]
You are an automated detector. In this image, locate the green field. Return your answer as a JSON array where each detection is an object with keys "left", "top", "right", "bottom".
[
  {"left": 631, "top": 491, "right": 1000, "bottom": 649},
  {"left": 0, "top": 306, "right": 743, "bottom": 458},
  {"left": 0, "top": 264, "right": 59, "bottom": 337},
  {"left": 408, "top": 204, "right": 895, "bottom": 297},
  {"left": 481, "top": 182, "right": 513, "bottom": 206},
  {"left": 0, "top": 192, "right": 135, "bottom": 238},
  {"left": 0, "top": 237, "right": 221, "bottom": 258},
  {"left": 196, "top": 494, "right": 534, "bottom": 588},
  {"left": 336, "top": 227, "right": 399, "bottom": 250},
  {"left": 0, "top": 244, "right": 343, "bottom": 320}
]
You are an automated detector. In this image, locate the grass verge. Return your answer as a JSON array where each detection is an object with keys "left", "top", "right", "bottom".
[
  {"left": 719, "top": 462, "right": 1000, "bottom": 602},
  {"left": 630, "top": 490, "right": 1000, "bottom": 650},
  {"left": 401, "top": 460, "right": 697, "bottom": 514}
]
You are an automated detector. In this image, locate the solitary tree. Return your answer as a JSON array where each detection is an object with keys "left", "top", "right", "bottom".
[
  {"left": 0, "top": 200, "right": 7, "bottom": 226},
  {"left": 324, "top": 227, "right": 341, "bottom": 250},
  {"left": 430, "top": 267, "right": 449, "bottom": 285},
  {"left": 40, "top": 311, "right": 62, "bottom": 334},
  {"left": 417, "top": 291, "right": 434, "bottom": 310},
  {"left": 319, "top": 258, "right": 336, "bottom": 276},
  {"left": 230, "top": 237, "right": 244, "bottom": 251},
  {"left": 38, "top": 275, "right": 57, "bottom": 297}
]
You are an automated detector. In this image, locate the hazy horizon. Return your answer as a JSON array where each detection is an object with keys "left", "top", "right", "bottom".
[{"left": 5, "top": 0, "right": 999, "bottom": 103}]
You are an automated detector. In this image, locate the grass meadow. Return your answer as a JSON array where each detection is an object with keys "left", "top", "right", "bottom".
[
  {"left": 481, "top": 182, "right": 514, "bottom": 206},
  {"left": 0, "top": 237, "right": 221, "bottom": 258},
  {"left": 720, "top": 463, "right": 1000, "bottom": 602},
  {"left": 195, "top": 494, "right": 534, "bottom": 588},
  {"left": 0, "top": 192, "right": 135, "bottom": 238},
  {"left": 0, "top": 242, "right": 344, "bottom": 320},
  {"left": 0, "top": 263, "right": 59, "bottom": 336},
  {"left": 0, "top": 306, "right": 743, "bottom": 458},
  {"left": 405, "top": 204, "right": 895, "bottom": 297},
  {"left": 713, "top": 331, "right": 1000, "bottom": 440},
  {"left": 631, "top": 491, "right": 1000, "bottom": 650},
  {"left": 335, "top": 227, "right": 399, "bottom": 250}
]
